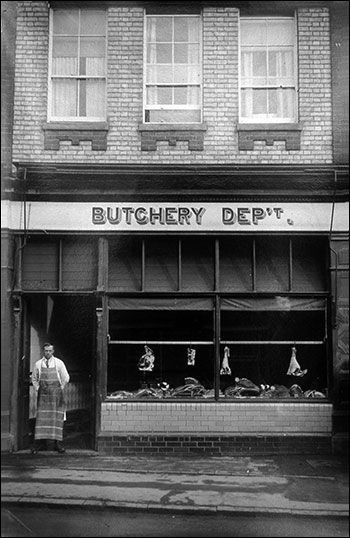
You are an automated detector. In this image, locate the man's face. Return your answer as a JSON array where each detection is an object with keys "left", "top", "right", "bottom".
[{"left": 44, "top": 346, "right": 54, "bottom": 359}]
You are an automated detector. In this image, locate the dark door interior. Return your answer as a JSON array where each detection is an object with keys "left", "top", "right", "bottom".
[{"left": 22, "top": 295, "right": 95, "bottom": 450}]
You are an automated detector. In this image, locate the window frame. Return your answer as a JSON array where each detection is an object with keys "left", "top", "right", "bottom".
[
  {"left": 105, "top": 235, "right": 330, "bottom": 401},
  {"left": 239, "top": 15, "right": 298, "bottom": 124},
  {"left": 143, "top": 11, "right": 203, "bottom": 124},
  {"left": 48, "top": 7, "right": 107, "bottom": 122}
]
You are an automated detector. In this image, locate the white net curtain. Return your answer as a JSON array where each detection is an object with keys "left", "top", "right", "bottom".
[
  {"left": 145, "top": 15, "right": 201, "bottom": 122},
  {"left": 240, "top": 18, "right": 296, "bottom": 122},
  {"left": 51, "top": 9, "right": 106, "bottom": 119}
]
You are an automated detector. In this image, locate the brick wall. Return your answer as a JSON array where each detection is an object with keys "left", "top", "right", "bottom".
[
  {"left": 331, "top": 3, "right": 349, "bottom": 163},
  {"left": 1, "top": 1, "right": 17, "bottom": 181},
  {"left": 12, "top": 2, "right": 333, "bottom": 165}
]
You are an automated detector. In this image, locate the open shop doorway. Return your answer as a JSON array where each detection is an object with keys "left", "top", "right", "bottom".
[{"left": 20, "top": 295, "right": 96, "bottom": 451}]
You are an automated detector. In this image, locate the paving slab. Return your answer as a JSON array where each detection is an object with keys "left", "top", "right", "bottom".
[{"left": 1, "top": 451, "right": 349, "bottom": 517}]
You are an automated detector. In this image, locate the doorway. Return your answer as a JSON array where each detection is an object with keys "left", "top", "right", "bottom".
[{"left": 19, "top": 294, "right": 96, "bottom": 450}]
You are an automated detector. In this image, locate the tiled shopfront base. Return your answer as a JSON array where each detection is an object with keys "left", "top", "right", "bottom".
[{"left": 98, "top": 402, "right": 333, "bottom": 455}]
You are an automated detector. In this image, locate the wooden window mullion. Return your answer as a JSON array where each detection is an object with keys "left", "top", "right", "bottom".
[
  {"left": 58, "top": 239, "right": 63, "bottom": 291},
  {"left": 252, "top": 238, "right": 256, "bottom": 291},
  {"left": 141, "top": 239, "right": 145, "bottom": 291}
]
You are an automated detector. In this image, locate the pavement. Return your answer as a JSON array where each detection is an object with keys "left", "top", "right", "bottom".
[{"left": 1, "top": 450, "right": 349, "bottom": 519}]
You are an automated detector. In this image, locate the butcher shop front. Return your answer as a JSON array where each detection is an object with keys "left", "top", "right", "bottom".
[{"left": 7, "top": 194, "right": 348, "bottom": 455}]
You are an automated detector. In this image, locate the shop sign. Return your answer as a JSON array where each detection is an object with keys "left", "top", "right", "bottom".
[{"left": 2, "top": 201, "right": 349, "bottom": 232}]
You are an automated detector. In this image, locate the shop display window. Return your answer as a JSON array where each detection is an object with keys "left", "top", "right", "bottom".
[
  {"left": 107, "top": 295, "right": 328, "bottom": 401},
  {"left": 107, "top": 299, "right": 214, "bottom": 398},
  {"left": 19, "top": 234, "right": 329, "bottom": 402},
  {"left": 220, "top": 298, "right": 328, "bottom": 399}
]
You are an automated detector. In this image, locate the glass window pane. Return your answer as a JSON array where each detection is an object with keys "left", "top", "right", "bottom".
[
  {"left": 109, "top": 309, "right": 213, "bottom": 343},
  {"left": 241, "top": 88, "right": 253, "bottom": 117},
  {"left": 292, "top": 238, "right": 327, "bottom": 291},
  {"left": 80, "top": 10, "right": 106, "bottom": 35},
  {"left": 267, "top": 20, "right": 294, "bottom": 45},
  {"left": 53, "top": 10, "right": 79, "bottom": 35},
  {"left": 174, "top": 86, "right": 187, "bottom": 104},
  {"left": 145, "top": 237, "right": 178, "bottom": 291},
  {"left": 53, "top": 36, "right": 78, "bottom": 59},
  {"left": 80, "top": 37, "right": 105, "bottom": 76},
  {"left": 174, "top": 16, "right": 200, "bottom": 42},
  {"left": 147, "top": 16, "right": 173, "bottom": 42},
  {"left": 174, "top": 86, "right": 200, "bottom": 105},
  {"left": 240, "top": 20, "right": 266, "bottom": 45},
  {"left": 108, "top": 304, "right": 214, "bottom": 398},
  {"left": 107, "top": 341, "right": 214, "bottom": 397},
  {"left": 52, "top": 79, "right": 77, "bottom": 117},
  {"left": 220, "top": 238, "right": 253, "bottom": 291},
  {"left": 146, "top": 65, "right": 173, "bottom": 84},
  {"left": 268, "top": 50, "right": 294, "bottom": 81},
  {"left": 252, "top": 51, "right": 267, "bottom": 78},
  {"left": 85, "top": 79, "right": 106, "bottom": 117},
  {"left": 219, "top": 343, "right": 327, "bottom": 397},
  {"left": 221, "top": 310, "right": 325, "bottom": 342},
  {"left": 267, "top": 89, "right": 295, "bottom": 119},
  {"left": 182, "top": 238, "right": 214, "bottom": 292},
  {"left": 62, "top": 238, "right": 96, "bottom": 290},
  {"left": 157, "top": 86, "right": 173, "bottom": 104},
  {"left": 155, "top": 44, "right": 172, "bottom": 64},
  {"left": 268, "top": 89, "right": 278, "bottom": 115},
  {"left": 175, "top": 44, "right": 188, "bottom": 64},
  {"left": 147, "top": 109, "right": 201, "bottom": 123},
  {"left": 241, "top": 51, "right": 252, "bottom": 79},
  {"left": 252, "top": 89, "right": 267, "bottom": 115},
  {"left": 174, "top": 44, "right": 200, "bottom": 64},
  {"left": 80, "top": 37, "right": 105, "bottom": 58},
  {"left": 174, "top": 65, "right": 189, "bottom": 83},
  {"left": 52, "top": 37, "right": 78, "bottom": 77},
  {"left": 256, "top": 237, "right": 289, "bottom": 291},
  {"left": 22, "top": 241, "right": 58, "bottom": 290},
  {"left": 146, "top": 86, "right": 157, "bottom": 105},
  {"left": 108, "top": 238, "right": 141, "bottom": 291}
]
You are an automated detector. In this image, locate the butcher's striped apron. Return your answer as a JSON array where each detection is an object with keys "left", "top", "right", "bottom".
[{"left": 34, "top": 365, "right": 65, "bottom": 441}]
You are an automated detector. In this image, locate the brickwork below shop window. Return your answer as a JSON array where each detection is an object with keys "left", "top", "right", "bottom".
[{"left": 97, "top": 434, "right": 332, "bottom": 456}]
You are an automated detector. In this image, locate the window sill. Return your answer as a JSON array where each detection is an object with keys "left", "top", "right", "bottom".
[
  {"left": 138, "top": 122, "right": 208, "bottom": 151},
  {"left": 43, "top": 121, "right": 109, "bottom": 150},
  {"left": 237, "top": 123, "right": 302, "bottom": 150}
]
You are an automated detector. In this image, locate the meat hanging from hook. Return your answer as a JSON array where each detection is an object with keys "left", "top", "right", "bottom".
[
  {"left": 187, "top": 346, "right": 196, "bottom": 366},
  {"left": 138, "top": 345, "right": 155, "bottom": 372},
  {"left": 220, "top": 346, "right": 232, "bottom": 375},
  {"left": 286, "top": 346, "right": 308, "bottom": 377}
]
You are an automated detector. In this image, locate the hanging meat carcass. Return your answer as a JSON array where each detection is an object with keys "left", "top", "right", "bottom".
[
  {"left": 187, "top": 347, "right": 196, "bottom": 366},
  {"left": 286, "top": 346, "right": 308, "bottom": 377},
  {"left": 220, "top": 346, "right": 232, "bottom": 375},
  {"left": 138, "top": 345, "right": 155, "bottom": 371}
]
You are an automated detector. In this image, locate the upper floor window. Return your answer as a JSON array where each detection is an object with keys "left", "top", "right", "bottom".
[
  {"left": 240, "top": 17, "right": 297, "bottom": 123},
  {"left": 49, "top": 9, "right": 106, "bottom": 121},
  {"left": 144, "top": 14, "right": 202, "bottom": 123}
]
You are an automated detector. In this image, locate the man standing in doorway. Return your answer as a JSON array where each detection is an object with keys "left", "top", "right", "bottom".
[{"left": 31, "top": 343, "right": 70, "bottom": 454}]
